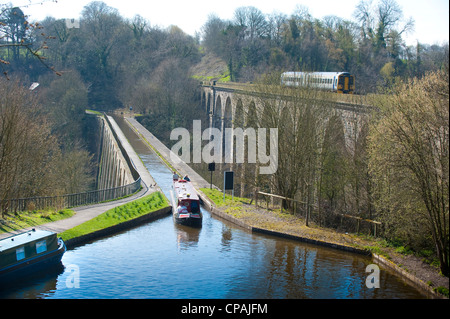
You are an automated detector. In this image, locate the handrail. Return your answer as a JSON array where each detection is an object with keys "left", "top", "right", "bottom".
[{"left": 1, "top": 179, "right": 141, "bottom": 213}]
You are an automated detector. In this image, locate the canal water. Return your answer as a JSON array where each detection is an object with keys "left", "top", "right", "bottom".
[{"left": 0, "top": 117, "right": 426, "bottom": 299}]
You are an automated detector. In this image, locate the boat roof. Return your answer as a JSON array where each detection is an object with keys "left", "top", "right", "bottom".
[
  {"left": 0, "top": 229, "right": 56, "bottom": 252},
  {"left": 173, "top": 180, "right": 199, "bottom": 201}
]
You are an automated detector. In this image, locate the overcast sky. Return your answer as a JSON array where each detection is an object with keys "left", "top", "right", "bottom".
[{"left": 5, "top": 0, "right": 449, "bottom": 46}]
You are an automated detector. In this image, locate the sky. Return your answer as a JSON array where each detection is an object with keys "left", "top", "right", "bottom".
[{"left": 4, "top": 0, "right": 449, "bottom": 46}]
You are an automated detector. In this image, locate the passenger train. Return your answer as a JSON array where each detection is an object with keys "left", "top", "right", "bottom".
[{"left": 281, "top": 72, "right": 355, "bottom": 94}]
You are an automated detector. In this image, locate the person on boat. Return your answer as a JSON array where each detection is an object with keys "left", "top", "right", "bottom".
[
  {"left": 183, "top": 175, "right": 190, "bottom": 181},
  {"left": 177, "top": 205, "right": 188, "bottom": 215},
  {"left": 173, "top": 171, "right": 179, "bottom": 181}
]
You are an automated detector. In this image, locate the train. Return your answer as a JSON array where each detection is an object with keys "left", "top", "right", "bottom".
[{"left": 281, "top": 72, "right": 355, "bottom": 94}]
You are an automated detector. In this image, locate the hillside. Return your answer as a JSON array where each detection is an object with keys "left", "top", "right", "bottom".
[{"left": 191, "top": 53, "right": 229, "bottom": 83}]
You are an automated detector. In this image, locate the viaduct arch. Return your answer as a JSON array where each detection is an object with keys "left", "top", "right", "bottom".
[
  {"left": 200, "top": 82, "right": 371, "bottom": 197},
  {"left": 200, "top": 82, "right": 371, "bottom": 153}
]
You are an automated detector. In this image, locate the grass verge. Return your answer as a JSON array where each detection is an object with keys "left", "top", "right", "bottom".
[
  {"left": 59, "top": 192, "right": 169, "bottom": 241},
  {"left": 200, "top": 188, "right": 251, "bottom": 207},
  {"left": 0, "top": 209, "right": 75, "bottom": 234}
]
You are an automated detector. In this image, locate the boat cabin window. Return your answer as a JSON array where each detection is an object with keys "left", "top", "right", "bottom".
[
  {"left": 190, "top": 201, "right": 200, "bottom": 213},
  {"left": 36, "top": 240, "right": 47, "bottom": 254},
  {"left": 16, "top": 247, "right": 25, "bottom": 261},
  {"left": 180, "top": 200, "right": 190, "bottom": 208}
]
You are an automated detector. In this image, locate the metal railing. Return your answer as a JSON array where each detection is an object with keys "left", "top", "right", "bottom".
[{"left": 1, "top": 178, "right": 141, "bottom": 213}]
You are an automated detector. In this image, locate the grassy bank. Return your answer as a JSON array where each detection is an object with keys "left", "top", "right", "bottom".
[
  {"left": 0, "top": 209, "right": 75, "bottom": 234},
  {"left": 59, "top": 192, "right": 169, "bottom": 241}
]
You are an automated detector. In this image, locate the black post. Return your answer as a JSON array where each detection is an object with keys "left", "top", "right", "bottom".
[{"left": 208, "top": 162, "right": 215, "bottom": 189}]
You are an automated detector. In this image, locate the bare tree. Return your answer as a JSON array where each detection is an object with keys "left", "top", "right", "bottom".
[
  {"left": 233, "top": 6, "right": 269, "bottom": 40},
  {"left": 353, "top": 0, "right": 414, "bottom": 49},
  {"left": 253, "top": 73, "right": 331, "bottom": 225},
  {"left": 0, "top": 2, "right": 60, "bottom": 78},
  {"left": 0, "top": 78, "right": 61, "bottom": 215},
  {"left": 369, "top": 68, "right": 449, "bottom": 276}
]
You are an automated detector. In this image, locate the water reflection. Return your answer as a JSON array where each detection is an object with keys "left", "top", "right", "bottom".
[
  {"left": 0, "top": 263, "right": 64, "bottom": 299},
  {"left": 175, "top": 220, "right": 201, "bottom": 251}
]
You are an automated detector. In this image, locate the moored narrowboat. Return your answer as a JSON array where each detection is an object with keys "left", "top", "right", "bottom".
[
  {"left": 172, "top": 179, "right": 202, "bottom": 227},
  {"left": 0, "top": 229, "right": 66, "bottom": 284}
]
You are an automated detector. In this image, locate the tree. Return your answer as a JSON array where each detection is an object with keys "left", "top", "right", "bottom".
[
  {"left": 255, "top": 73, "right": 330, "bottom": 224},
  {"left": 77, "top": 1, "right": 130, "bottom": 109},
  {"left": 233, "top": 6, "right": 268, "bottom": 40},
  {"left": 2, "top": 6, "right": 27, "bottom": 63},
  {"left": 354, "top": 0, "right": 414, "bottom": 49},
  {"left": 319, "top": 115, "right": 348, "bottom": 216},
  {"left": 41, "top": 70, "right": 89, "bottom": 146},
  {"left": 1, "top": 2, "right": 60, "bottom": 78},
  {"left": 368, "top": 68, "right": 449, "bottom": 276},
  {"left": 0, "top": 78, "right": 61, "bottom": 215},
  {"left": 135, "top": 57, "right": 204, "bottom": 146},
  {"left": 201, "top": 14, "right": 227, "bottom": 55}
]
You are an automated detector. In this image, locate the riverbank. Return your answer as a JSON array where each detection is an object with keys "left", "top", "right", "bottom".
[{"left": 198, "top": 188, "right": 449, "bottom": 299}]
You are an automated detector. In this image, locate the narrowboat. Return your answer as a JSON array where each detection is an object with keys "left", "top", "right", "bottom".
[
  {"left": 172, "top": 179, "right": 202, "bottom": 227},
  {"left": 0, "top": 228, "right": 66, "bottom": 284}
]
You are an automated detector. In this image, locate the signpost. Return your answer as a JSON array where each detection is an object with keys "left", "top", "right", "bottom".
[
  {"left": 208, "top": 162, "right": 215, "bottom": 189},
  {"left": 223, "top": 171, "right": 234, "bottom": 201}
]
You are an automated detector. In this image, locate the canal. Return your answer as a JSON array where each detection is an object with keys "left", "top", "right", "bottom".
[{"left": 0, "top": 116, "right": 426, "bottom": 299}]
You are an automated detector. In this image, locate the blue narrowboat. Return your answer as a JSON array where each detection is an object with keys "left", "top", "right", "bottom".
[{"left": 0, "top": 229, "right": 66, "bottom": 284}]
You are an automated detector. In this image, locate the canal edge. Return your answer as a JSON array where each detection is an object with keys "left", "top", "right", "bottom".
[
  {"left": 64, "top": 206, "right": 172, "bottom": 249},
  {"left": 197, "top": 190, "right": 446, "bottom": 299}
]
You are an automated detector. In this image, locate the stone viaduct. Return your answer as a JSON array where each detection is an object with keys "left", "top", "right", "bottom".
[{"left": 200, "top": 82, "right": 373, "bottom": 154}]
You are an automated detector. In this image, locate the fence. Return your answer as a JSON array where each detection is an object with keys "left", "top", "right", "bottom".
[
  {"left": 254, "top": 189, "right": 382, "bottom": 236},
  {"left": 1, "top": 178, "right": 141, "bottom": 213},
  {"left": 255, "top": 190, "right": 307, "bottom": 214}
]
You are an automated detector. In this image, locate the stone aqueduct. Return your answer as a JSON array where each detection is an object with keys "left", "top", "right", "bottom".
[{"left": 200, "top": 82, "right": 372, "bottom": 154}]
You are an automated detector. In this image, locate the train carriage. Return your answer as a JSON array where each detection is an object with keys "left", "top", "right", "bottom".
[{"left": 281, "top": 71, "right": 355, "bottom": 94}]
